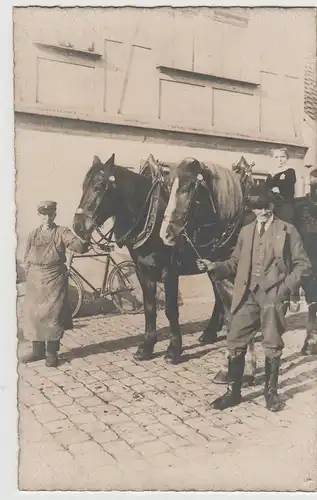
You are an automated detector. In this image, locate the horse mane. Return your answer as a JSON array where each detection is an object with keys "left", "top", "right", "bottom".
[{"left": 202, "top": 161, "right": 243, "bottom": 221}]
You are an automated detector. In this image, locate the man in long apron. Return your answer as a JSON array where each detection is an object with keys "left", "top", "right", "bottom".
[{"left": 21, "top": 201, "right": 89, "bottom": 367}]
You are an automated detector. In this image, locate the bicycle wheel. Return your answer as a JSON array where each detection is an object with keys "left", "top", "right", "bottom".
[
  {"left": 68, "top": 270, "right": 84, "bottom": 318},
  {"left": 108, "top": 261, "right": 143, "bottom": 314}
]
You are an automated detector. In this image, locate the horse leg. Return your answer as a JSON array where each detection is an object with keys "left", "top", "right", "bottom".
[
  {"left": 134, "top": 274, "right": 157, "bottom": 361},
  {"left": 199, "top": 282, "right": 224, "bottom": 345},
  {"left": 301, "top": 302, "right": 317, "bottom": 355},
  {"left": 164, "top": 270, "right": 182, "bottom": 365}
]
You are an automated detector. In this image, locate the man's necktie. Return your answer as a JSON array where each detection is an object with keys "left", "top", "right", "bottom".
[{"left": 259, "top": 221, "right": 266, "bottom": 237}]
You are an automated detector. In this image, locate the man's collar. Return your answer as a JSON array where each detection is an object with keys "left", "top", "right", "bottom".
[{"left": 256, "top": 213, "right": 274, "bottom": 227}]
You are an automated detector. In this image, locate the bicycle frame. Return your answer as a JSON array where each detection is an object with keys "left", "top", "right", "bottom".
[{"left": 69, "top": 251, "right": 134, "bottom": 298}]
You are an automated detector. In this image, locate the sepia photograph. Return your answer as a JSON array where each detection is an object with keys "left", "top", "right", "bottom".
[{"left": 14, "top": 5, "right": 317, "bottom": 492}]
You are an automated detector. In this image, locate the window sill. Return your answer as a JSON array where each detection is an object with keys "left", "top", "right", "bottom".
[
  {"left": 33, "top": 42, "right": 103, "bottom": 60},
  {"left": 157, "top": 65, "right": 260, "bottom": 88}
]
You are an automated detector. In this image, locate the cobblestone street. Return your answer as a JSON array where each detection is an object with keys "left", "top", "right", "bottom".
[{"left": 17, "top": 274, "right": 317, "bottom": 491}]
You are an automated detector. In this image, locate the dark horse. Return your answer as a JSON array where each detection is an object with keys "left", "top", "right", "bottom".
[
  {"left": 293, "top": 196, "right": 317, "bottom": 354},
  {"left": 72, "top": 153, "right": 255, "bottom": 366},
  {"left": 160, "top": 157, "right": 317, "bottom": 357}
]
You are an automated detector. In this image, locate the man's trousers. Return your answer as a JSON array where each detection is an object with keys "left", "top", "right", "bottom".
[{"left": 227, "top": 285, "right": 286, "bottom": 359}]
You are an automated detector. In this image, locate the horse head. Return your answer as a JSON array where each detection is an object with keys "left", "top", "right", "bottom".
[
  {"left": 73, "top": 154, "right": 117, "bottom": 240},
  {"left": 159, "top": 157, "right": 209, "bottom": 247},
  {"left": 160, "top": 157, "right": 250, "bottom": 248},
  {"left": 232, "top": 156, "right": 255, "bottom": 183},
  {"left": 232, "top": 156, "right": 255, "bottom": 192},
  {"left": 140, "top": 155, "right": 174, "bottom": 192}
]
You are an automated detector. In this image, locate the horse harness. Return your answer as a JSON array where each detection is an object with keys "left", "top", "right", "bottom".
[
  {"left": 114, "top": 158, "right": 169, "bottom": 250},
  {"left": 182, "top": 163, "right": 253, "bottom": 259},
  {"left": 83, "top": 156, "right": 252, "bottom": 259}
]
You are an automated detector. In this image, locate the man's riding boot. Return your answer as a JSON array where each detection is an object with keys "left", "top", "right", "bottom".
[
  {"left": 211, "top": 353, "right": 245, "bottom": 410},
  {"left": 21, "top": 341, "right": 45, "bottom": 363},
  {"left": 45, "top": 341, "right": 59, "bottom": 368},
  {"left": 264, "top": 356, "right": 283, "bottom": 412}
]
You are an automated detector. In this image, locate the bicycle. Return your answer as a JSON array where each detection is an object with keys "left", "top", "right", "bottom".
[
  {"left": 17, "top": 228, "right": 166, "bottom": 321},
  {"left": 68, "top": 240, "right": 145, "bottom": 317}
]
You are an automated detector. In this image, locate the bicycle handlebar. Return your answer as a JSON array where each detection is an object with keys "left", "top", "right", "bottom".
[
  {"left": 67, "top": 240, "right": 115, "bottom": 266},
  {"left": 93, "top": 242, "right": 115, "bottom": 253}
]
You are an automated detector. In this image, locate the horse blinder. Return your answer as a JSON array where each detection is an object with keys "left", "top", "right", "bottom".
[{"left": 108, "top": 175, "right": 116, "bottom": 188}]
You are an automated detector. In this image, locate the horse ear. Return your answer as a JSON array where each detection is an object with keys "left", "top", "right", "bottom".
[
  {"left": 109, "top": 153, "right": 115, "bottom": 164},
  {"left": 93, "top": 155, "right": 101, "bottom": 166},
  {"left": 191, "top": 158, "right": 201, "bottom": 169}
]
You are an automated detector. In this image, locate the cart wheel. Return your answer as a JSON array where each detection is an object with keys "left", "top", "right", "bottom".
[
  {"left": 108, "top": 261, "right": 143, "bottom": 314},
  {"left": 68, "top": 270, "right": 84, "bottom": 318}
]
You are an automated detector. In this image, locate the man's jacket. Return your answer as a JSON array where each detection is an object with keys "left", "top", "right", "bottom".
[{"left": 212, "top": 217, "right": 312, "bottom": 314}]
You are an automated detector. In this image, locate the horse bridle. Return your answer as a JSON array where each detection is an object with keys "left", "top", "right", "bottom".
[
  {"left": 75, "top": 166, "right": 116, "bottom": 232},
  {"left": 178, "top": 167, "right": 218, "bottom": 238},
  {"left": 75, "top": 160, "right": 163, "bottom": 248}
]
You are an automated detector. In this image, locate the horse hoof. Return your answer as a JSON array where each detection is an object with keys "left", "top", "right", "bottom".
[
  {"left": 213, "top": 370, "right": 229, "bottom": 384},
  {"left": 243, "top": 375, "right": 255, "bottom": 387},
  {"left": 199, "top": 333, "right": 217, "bottom": 345},
  {"left": 165, "top": 355, "right": 181, "bottom": 365},
  {"left": 301, "top": 333, "right": 317, "bottom": 356},
  {"left": 133, "top": 348, "right": 154, "bottom": 362},
  {"left": 164, "top": 350, "right": 181, "bottom": 365}
]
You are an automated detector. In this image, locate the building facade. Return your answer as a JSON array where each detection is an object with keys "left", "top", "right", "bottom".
[{"left": 14, "top": 7, "right": 316, "bottom": 256}]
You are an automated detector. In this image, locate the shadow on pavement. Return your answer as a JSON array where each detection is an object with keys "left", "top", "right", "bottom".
[
  {"left": 248, "top": 351, "right": 316, "bottom": 386},
  {"left": 180, "top": 347, "right": 216, "bottom": 363},
  {"left": 286, "top": 311, "right": 307, "bottom": 331},
  {"left": 244, "top": 364, "right": 316, "bottom": 405},
  {"left": 59, "top": 318, "right": 213, "bottom": 361},
  {"left": 59, "top": 314, "right": 310, "bottom": 364}
]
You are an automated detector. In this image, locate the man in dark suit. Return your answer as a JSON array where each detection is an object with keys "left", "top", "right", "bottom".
[{"left": 197, "top": 185, "right": 312, "bottom": 412}]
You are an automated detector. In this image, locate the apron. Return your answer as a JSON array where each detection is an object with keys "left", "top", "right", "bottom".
[{"left": 23, "top": 227, "right": 73, "bottom": 342}]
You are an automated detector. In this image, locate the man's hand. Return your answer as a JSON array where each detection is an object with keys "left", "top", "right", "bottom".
[{"left": 196, "top": 259, "right": 216, "bottom": 272}]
